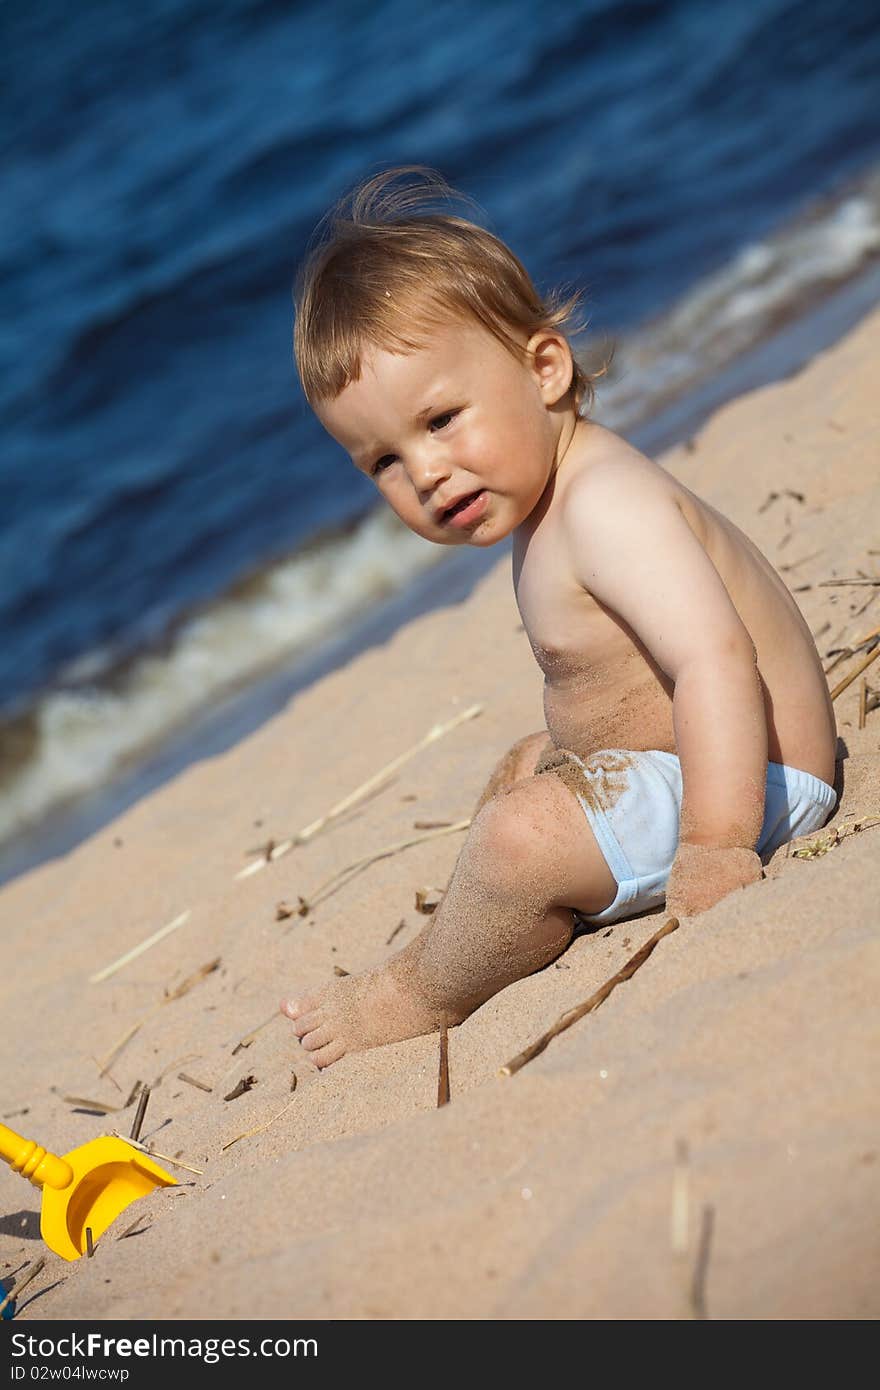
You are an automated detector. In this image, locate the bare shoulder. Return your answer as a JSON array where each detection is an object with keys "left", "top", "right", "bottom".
[{"left": 559, "top": 422, "right": 682, "bottom": 534}]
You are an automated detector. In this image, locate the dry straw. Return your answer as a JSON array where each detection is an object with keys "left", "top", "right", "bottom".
[
  {"left": 501, "top": 917, "right": 680, "bottom": 1076},
  {"left": 90, "top": 911, "right": 192, "bottom": 984},
  {"left": 97, "top": 958, "right": 221, "bottom": 1075},
  {"left": 235, "top": 703, "right": 482, "bottom": 879},
  {"left": 437, "top": 1021, "right": 450, "bottom": 1107}
]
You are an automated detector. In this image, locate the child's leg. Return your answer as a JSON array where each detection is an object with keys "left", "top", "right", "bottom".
[
  {"left": 470, "top": 730, "right": 554, "bottom": 814},
  {"left": 280, "top": 765, "right": 617, "bottom": 1068}
]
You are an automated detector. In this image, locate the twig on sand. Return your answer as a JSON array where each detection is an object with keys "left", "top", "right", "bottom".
[
  {"left": 860, "top": 677, "right": 868, "bottom": 729},
  {"left": 500, "top": 917, "right": 680, "bottom": 1076},
  {"left": 829, "top": 643, "right": 880, "bottom": 702},
  {"left": 220, "top": 1096, "right": 298, "bottom": 1152},
  {"left": 691, "top": 1205, "right": 714, "bottom": 1320},
  {"left": 386, "top": 917, "right": 407, "bottom": 946},
  {"left": 234, "top": 704, "right": 483, "bottom": 878},
  {"left": 97, "top": 960, "right": 221, "bottom": 1075},
  {"left": 129, "top": 1085, "right": 151, "bottom": 1142},
  {"left": 116, "top": 1215, "right": 152, "bottom": 1241},
  {"left": 437, "top": 1020, "right": 450, "bottom": 1107},
  {"left": 296, "top": 820, "right": 470, "bottom": 915},
  {"left": 89, "top": 911, "right": 192, "bottom": 984},
  {"left": 178, "top": 1073, "right": 213, "bottom": 1093},
  {"left": 223, "top": 1075, "right": 256, "bottom": 1102},
  {"left": 233, "top": 1012, "right": 280, "bottom": 1052},
  {"left": 55, "top": 1091, "right": 123, "bottom": 1115},
  {"left": 0, "top": 1257, "right": 46, "bottom": 1318},
  {"left": 818, "top": 577, "right": 880, "bottom": 587},
  {"left": 114, "top": 1134, "right": 201, "bottom": 1176}
]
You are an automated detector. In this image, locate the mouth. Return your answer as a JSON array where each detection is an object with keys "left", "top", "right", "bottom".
[{"left": 438, "top": 489, "right": 488, "bottom": 529}]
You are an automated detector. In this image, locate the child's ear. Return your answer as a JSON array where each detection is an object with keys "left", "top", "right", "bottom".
[{"left": 525, "top": 330, "right": 574, "bottom": 406}]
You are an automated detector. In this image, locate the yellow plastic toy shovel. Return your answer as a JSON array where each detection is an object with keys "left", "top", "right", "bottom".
[{"left": 0, "top": 1122, "right": 177, "bottom": 1261}]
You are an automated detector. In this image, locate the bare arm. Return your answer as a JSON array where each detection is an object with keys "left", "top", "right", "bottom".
[{"left": 565, "top": 471, "right": 766, "bottom": 909}]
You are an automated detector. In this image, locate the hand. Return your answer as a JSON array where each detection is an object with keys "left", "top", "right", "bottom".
[{"left": 665, "top": 843, "right": 763, "bottom": 918}]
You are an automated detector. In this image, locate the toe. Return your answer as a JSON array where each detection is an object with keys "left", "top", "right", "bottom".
[
  {"left": 309, "top": 1038, "right": 347, "bottom": 1069},
  {"left": 280, "top": 995, "right": 317, "bottom": 1023},
  {"left": 298, "top": 1022, "right": 334, "bottom": 1053},
  {"left": 290, "top": 1009, "right": 326, "bottom": 1041}
]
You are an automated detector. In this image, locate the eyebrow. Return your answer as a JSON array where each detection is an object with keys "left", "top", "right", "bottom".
[{"left": 353, "top": 395, "right": 454, "bottom": 466}]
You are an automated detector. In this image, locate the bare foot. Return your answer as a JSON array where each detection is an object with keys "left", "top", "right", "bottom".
[
  {"left": 280, "top": 767, "right": 614, "bottom": 1068},
  {"left": 280, "top": 950, "right": 452, "bottom": 1069}
]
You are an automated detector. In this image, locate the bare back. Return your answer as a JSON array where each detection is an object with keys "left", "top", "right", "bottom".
[{"left": 513, "top": 423, "right": 837, "bottom": 785}]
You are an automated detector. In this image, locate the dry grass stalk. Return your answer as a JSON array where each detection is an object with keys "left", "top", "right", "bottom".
[
  {"left": 299, "top": 820, "right": 470, "bottom": 914},
  {"left": 824, "top": 625, "right": 880, "bottom": 673},
  {"left": 115, "top": 1134, "right": 202, "bottom": 1175},
  {"left": 234, "top": 1012, "right": 279, "bottom": 1052},
  {"left": 859, "top": 677, "right": 868, "bottom": 729},
  {"left": 792, "top": 813, "right": 880, "bottom": 859},
  {"left": 386, "top": 917, "right": 407, "bottom": 946},
  {"left": 818, "top": 577, "right": 880, "bottom": 587},
  {"left": 85, "top": 1227, "right": 95, "bottom": 1258},
  {"left": 829, "top": 643, "right": 880, "bottom": 701},
  {"left": 89, "top": 910, "right": 191, "bottom": 984},
  {"left": 437, "top": 1021, "right": 450, "bottom": 1107},
  {"left": 500, "top": 917, "right": 680, "bottom": 1076},
  {"left": 0, "top": 1257, "right": 46, "bottom": 1317},
  {"left": 178, "top": 1073, "right": 213, "bottom": 1093},
  {"left": 115, "top": 1214, "right": 152, "bottom": 1241},
  {"left": 690, "top": 1204, "right": 714, "bottom": 1320},
  {"left": 97, "top": 960, "right": 221, "bottom": 1074},
  {"left": 234, "top": 704, "right": 483, "bottom": 878},
  {"left": 220, "top": 1096, "right": 298, "bottom": 1152},
  {"left": 852, "top": 622, "right": 880, "bottom": 648},
  {"left": 57, "top": 1093, "right": 123, "bottom": 1115}
]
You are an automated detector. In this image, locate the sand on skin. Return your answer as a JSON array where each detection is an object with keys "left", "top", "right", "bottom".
[{"left": 1, "top": 306, "right": 879, "bottom": 1320}]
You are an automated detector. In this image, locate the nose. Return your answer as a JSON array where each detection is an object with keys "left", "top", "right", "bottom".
[{"left": 406, "top": 442, "right": 451, "bottom": 496}]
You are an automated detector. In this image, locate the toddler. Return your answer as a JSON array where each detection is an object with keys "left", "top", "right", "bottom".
[{"left": 281, "top": 167, "right": 837, "bottom": 1068}]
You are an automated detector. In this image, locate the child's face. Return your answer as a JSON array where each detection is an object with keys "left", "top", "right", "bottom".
[{"left": 314, "top": 317, "right": 571, "bottom": 548}]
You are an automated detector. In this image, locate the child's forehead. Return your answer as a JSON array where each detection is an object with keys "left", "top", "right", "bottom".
[{"left": 364, "top": 310, "right": 523, "bottom": 389}]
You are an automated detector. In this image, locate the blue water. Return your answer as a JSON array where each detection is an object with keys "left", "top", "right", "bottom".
[{"left": 2, "top": 0, "right": 880, "bottom": 858}]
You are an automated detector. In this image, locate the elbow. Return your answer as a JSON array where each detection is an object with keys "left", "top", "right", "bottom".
[{"left": 674, "top": 629, "right": 758, "bottom": 683}]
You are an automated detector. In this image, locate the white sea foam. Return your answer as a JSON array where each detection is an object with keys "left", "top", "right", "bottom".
[
  {"left": 0, "top": 506, "right": 440, "bottom": 842},
  {"left": 595, "top": 166, "right": 880, "bottom": 433}
]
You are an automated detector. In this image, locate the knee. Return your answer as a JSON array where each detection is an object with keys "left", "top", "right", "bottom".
[{"left": 470, "top": 778, "right": 559, "bottom": 877}]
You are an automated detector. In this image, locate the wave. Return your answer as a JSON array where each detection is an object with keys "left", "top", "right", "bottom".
[
  {"left": 592, "top": 162, "right": 880, "bottom": 433},
  {"left": 0, "top": 507, "right": 441, "bottom": 844}
]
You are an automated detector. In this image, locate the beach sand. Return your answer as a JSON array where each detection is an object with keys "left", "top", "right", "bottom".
[{"left": 1, "top": 304, "right": 879, "bottom": 1323}]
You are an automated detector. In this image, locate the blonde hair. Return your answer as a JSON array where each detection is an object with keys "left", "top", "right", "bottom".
[{"left": 293, "top": 166, "right": 603, "bottom": 414}]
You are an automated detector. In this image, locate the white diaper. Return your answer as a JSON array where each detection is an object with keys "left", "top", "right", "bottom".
[{"left": 547, "top": 749, "right": 837, "bottom": 927}]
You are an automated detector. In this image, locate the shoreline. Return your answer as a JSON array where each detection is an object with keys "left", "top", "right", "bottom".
[{"left": 2, "top": 256, "right": 879, "bottom": 892}]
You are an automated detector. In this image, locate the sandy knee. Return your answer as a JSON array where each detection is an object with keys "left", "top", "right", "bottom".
[{"left": 471, "top": 775, "right": 580, "bottom": 877}]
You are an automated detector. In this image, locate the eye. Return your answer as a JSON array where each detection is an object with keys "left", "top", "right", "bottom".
[
  {"left": 429, "top": 410, "right": 458, "bottom": 432},
  {"left": 371, "top": 454, "right": 398, "bottom": 476}
]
